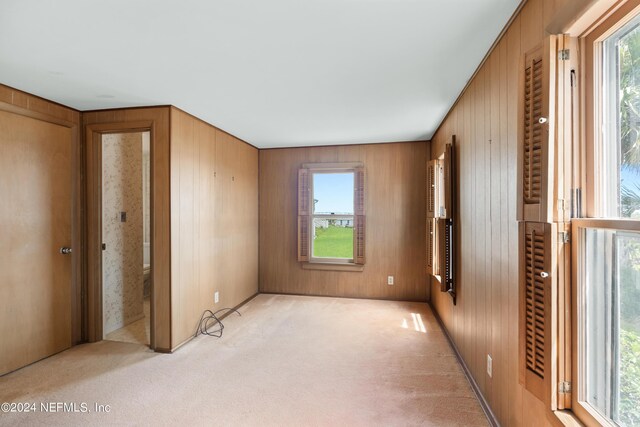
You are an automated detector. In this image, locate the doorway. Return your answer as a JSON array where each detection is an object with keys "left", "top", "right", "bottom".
[{"left": 100, "top": 131, "right": 151, "bottom": 346}]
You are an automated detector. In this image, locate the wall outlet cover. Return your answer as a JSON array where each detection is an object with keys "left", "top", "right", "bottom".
[
  {"left": 387, "top": 276, "right": 394, "bottom": 285},
  {"left": 487, "top": 354, "right": 492, "bottom": 378},
  {"left": 214, "top": 291, "right": 219, "bottom": 304}
]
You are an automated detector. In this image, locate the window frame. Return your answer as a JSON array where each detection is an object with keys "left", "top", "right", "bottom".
[
  {"left": 300, "top": 162, "right": 364, "bottom": 269},
  {"left": 309, "top": 168, "right": 356, "bottom": 264},
  {"left": 575, "top": 1, "right": 640, "bottom": 425}
]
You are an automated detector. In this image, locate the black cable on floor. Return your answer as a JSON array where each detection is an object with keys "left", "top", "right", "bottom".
[{"left": 194, "top": 308, "right": 241, "bottom": 338}]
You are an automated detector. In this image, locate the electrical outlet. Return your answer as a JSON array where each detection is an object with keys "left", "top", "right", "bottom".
[
  {"left": 387, "top": 276, "right": 394, "bottom": 285},
  {"left": 214, "top": 291, "right": 219, "bottom": 304},
  {"left": 487, "top": 354, "right": 493, "bottom": 378}
]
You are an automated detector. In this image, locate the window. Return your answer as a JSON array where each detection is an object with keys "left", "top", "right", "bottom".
[
  {"left": 575, "top": 3, "right": 640, "bottom": 425},
  {"left": 311, "top": 172, "right": 355, "bottom": 261},
  {"left": 600, "top": 12, "right": 640, "bottom": 218},
  {"left": 573, "top": 220, "right": 640, "bottom": 426},
  {"left": 297, "top": 163, "right": 365, "bottom": 268},
  {"left": 426, "top": 138, "right": 456, "bottom": 301}
]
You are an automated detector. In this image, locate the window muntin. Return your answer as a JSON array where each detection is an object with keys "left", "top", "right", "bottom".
[
  {"left": 310, "top": 172, "right": 355, "bottom": 261},
  {"left": 600, "top": 12, "right": 640, "bottom": 218},
  {"left": 576, "top": 222, "right": 640, "bottom": 427}
]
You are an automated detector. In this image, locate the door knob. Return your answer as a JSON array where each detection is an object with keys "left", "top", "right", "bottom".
[{"left": 59, "top": 247, "right": 72, "bottom": 255}]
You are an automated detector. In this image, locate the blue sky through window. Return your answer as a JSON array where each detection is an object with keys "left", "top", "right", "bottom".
[{"left": 313, "top": 172, "right": 354, "bottom": 214}]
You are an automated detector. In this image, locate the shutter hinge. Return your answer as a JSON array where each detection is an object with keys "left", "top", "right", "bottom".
[
  {"left": 559, "top": 381, "right": 572, "bottom": 394},
  {"left": 559, "top": 231, "right": 570, "bottom": 244},
  {"left": 559, "top": 49, "right": 570, "bottom": 60}
]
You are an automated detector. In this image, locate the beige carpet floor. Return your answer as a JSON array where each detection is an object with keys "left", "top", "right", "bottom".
[{"left": 0, "top": 294, "right": 488, "bottom": 426}]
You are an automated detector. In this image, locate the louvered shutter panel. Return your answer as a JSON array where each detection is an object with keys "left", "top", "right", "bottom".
[
  {"left": 427, "top": 218, "right": 435, "bottom": 275},
  {"left": 519, "top": 221, "right": 555, "bottom": 403},
  {"left": 441, "top": 138, "right": 456, "bottom": 299},
  {"left": 436, "top": 218, "right": 447, "bottom": 292},
  {"left": 520, "top": 38, "right": 556, "bottom": 223},
  {"left": 427, "top": 159, "right": 436, "bottom": 275},
  {"left": 354, "top": 167, "right": 366, "bottom": 265},
  {"left": 443, "top": 140, "right": 454, "bottom": 219},
  {"left": 297, "top": 168, "right": 310, "bottom": 261},
  {"left": 426, "top": 160, "right": 436, "bottom": 218}
]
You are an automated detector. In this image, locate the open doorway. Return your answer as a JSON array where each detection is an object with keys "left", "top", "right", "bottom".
[{"left": 101, "top": 131, "right": 151, "bottom": 346}]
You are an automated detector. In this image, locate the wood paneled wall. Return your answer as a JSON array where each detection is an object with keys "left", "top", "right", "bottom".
[
  {"left": 170, "top": 108, "right": 258, "bottom": 349},
  {"left": 429, "top": 0, "right": 575, "bottom": 425},
  {"left": 83, "top": 107, "right": 172, "bottom": 351},
  {"left": 259, "top": 142, "right": 428, "bottom": 301}
]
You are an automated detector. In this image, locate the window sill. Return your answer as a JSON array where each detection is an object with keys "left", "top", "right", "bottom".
[
  {"left": 301, "top": 262, "right": 364, "bottom": 272},
  {"left": 553, "top": 410, "right": 583, "bottom": 427}
]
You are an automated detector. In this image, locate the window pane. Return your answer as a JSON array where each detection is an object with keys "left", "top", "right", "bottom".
[
  {"left": 603, "top": 15, "right": 640, "bottom": 217},
  {"left": 312, "top": 218, "right": 353, "bottom": 259},
  {"left": 313, "top": 173, "right": 354, "bottom": 214},
  {"left": 583, "top": 228, "right": 640, "bottom": 426}
]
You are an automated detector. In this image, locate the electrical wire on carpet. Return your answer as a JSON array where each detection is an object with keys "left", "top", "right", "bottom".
[{"left": 194, "top": 308, "right": 241, "bottom": 338}]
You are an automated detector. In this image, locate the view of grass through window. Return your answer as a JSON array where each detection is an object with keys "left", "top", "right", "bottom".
[
  {"left": 312, "top": 172, "right": 354, "bottom": 259},
  {"left": 614, "top": 20, "right": 640, "bottom": 426},
  {"left": 313, "top": 220, "right": 353, "bottom": 258}
]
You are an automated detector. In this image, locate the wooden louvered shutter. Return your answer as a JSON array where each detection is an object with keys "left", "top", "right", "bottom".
[
  {"left": 427, "top": 219, "right": 435, "bottom": 275},
  {"left": 440, "top": 139, "right": 455, "bottom": 298},
  {"left": 520, "top": 38, "right": 556, "bottom": 223},
  {"left": 436, "top": 218, "right": 447, "bottom": 292},
  {"left": 354, "top": 167, "right": 366, "bottom": 265},
  {"left": 519, "top": 221, "right": 556, "bottom": 403},
  {"left": 427, "top": 159, "right": 437, "bottom": 275},
  {"left": 427, "top": 160, "right": 436, "bottom": 218},
  {"left": 443, "top": 140, "right": 454, "bottom": 219},
  {"left": 297, "top": 168, "right": 310, "bottom": 261}
]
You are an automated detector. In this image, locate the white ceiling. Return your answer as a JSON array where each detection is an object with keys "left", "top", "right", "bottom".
[{"left": 0, "top": 0, "right": 519, "bottom": 148}]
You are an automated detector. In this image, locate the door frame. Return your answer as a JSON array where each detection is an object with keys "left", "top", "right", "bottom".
[{"left": 86, "top": 121, "right": 155, "bottom": 348}]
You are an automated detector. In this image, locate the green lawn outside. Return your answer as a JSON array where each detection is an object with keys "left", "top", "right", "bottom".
[{"left": 313, "top": 225, "right": 353, "bottom": 258}]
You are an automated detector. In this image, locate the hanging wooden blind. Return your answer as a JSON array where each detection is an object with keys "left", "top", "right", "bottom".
[
  {"left": 297, "top": 168, "right": 310, "bottom": 261},
  {"left": 354, "top": 167, "right": 366, "bottom": 265},
  {"left": 519, "top": 221, "right": 554, "bottom": 403}
]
